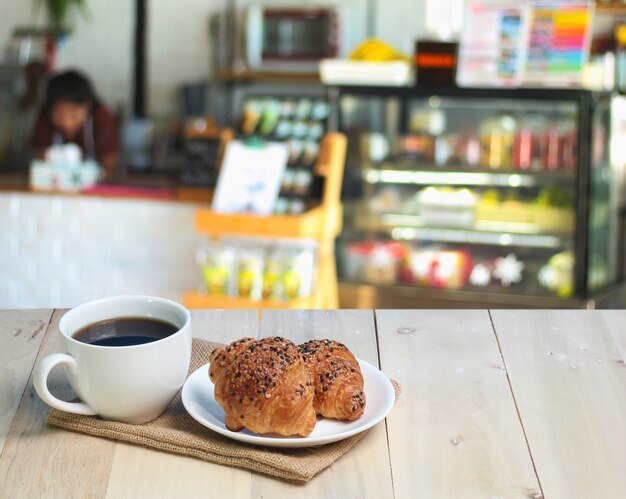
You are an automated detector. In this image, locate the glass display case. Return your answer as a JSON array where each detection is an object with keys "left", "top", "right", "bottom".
[{"left": 327, "top": 85, "right": 624, "bottom": 308}]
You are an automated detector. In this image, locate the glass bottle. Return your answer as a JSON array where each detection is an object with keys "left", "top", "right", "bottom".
[
  {"left": 480, "top": 115, "right": 516, "bottom": 169},
  {"left": 514, "top": 114, "right": 546, "bottom": 171}
]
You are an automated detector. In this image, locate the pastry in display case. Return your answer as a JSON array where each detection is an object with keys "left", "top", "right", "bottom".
[{"left": 327, "top": 85, "right": 624, "bottom": 308}]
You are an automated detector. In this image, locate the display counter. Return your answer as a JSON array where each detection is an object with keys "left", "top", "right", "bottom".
[
  {"left": 0, "top": 171, "right": 211, "bottom": 202},
  {"left": 0, "top": 173, "right": 208, "bottom": 309}
]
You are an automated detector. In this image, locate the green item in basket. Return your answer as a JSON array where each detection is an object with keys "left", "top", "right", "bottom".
[
  {"left": 281, "top": 242, "right": 317, "bottom": 300},
  {"left": 237, "top": 247, "right": 265, "bottom": 300},
  {"left": 198, "top": 244, "right": 236, "bottom": 296},
  {"left": 262, "top": 258, "right": 282, "bottom": 301}
]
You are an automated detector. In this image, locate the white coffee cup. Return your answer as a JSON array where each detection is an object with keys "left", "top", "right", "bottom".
[{"left": 34, "top": 295, "right": 192, "bottom": 424}]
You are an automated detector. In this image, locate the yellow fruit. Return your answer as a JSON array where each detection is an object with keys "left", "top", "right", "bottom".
[{"left": 349, "top": 38, "right": 406, "bottom": 62}]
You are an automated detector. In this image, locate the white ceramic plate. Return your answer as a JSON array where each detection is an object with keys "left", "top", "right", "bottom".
[{"left": 181, "top": 359, "right": 395, "bottom": 448}]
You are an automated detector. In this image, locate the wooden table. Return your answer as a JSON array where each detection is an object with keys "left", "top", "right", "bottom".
[{"left": 1, "top": 309, "right": 625, "bottom": 498}]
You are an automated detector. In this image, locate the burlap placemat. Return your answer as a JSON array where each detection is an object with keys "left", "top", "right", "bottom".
[{"left": 46, "top": 338, "right": 400, "bottom": 483}]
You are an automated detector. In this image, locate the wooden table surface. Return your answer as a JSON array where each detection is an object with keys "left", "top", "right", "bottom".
[{"left": 1, "top": 309, "right": 625, "bottom": 498}]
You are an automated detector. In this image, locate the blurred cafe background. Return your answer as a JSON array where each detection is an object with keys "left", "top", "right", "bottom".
[{"left": 2, "top": 0, "right": 626, "bottom": 310}]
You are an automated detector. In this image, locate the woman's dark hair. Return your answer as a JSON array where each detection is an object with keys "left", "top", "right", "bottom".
[{"left": 45, "top": 69, "right": 98, "bottom": 108}]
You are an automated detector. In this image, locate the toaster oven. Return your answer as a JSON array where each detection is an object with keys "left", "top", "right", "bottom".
[{"left": 245, "top": 6, "right": 358, "bottom": 72}]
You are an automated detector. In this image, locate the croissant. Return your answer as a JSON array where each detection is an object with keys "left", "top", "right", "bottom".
[
  {"left": 209, "top": 336, "right": 317, "bottom": 437},
  {"left": 298, "top": 339, "right": 366, "bottom": 421}
]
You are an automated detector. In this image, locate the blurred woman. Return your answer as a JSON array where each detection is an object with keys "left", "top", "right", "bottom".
[{"left": 31, "top": 69, "right": 120, "bottom": 178}]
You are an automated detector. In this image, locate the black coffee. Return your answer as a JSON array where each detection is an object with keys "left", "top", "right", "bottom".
[{"left": 73, "top": 317, "right": 178, "bottom": 347}]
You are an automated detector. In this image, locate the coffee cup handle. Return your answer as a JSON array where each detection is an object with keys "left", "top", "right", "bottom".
[{"left": 33, "top": 353, "right": 98, "bottom": 416}]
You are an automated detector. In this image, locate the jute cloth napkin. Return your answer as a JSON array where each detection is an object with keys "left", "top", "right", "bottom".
[{"left": 46, "top": 338, "right": 400, "bottom": 483}]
